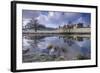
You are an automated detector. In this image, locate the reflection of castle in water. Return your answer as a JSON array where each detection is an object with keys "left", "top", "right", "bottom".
[
  {"left": 61, "top": 34, "right": 90, "bottom": 41},
  {"left": 23, "top": 34, "right": 90, "bottom": 42}
]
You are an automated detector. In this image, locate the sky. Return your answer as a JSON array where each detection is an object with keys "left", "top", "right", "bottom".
[{"left": 22, "top": 10, "right": 91, "bottom": 28}]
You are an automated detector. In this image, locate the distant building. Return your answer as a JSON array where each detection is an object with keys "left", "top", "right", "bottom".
[
  {"left": 73, "top": 23, "right": 83, "bottom": 28},
  {"left": 62, "top": 24, "right": 74, "bottom": 29},
  {"left": 58, "top": 22, "right": 88, "bottom": 30},
  {"left": 87, "top": 24, "right": 90, "bottom": 28}
]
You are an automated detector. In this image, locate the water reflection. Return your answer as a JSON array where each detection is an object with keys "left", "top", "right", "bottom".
[{"left": 22, "top": 34, "right": 91, "bottom": 63}]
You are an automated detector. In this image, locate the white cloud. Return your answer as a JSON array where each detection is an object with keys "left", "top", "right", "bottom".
[
  {"left": 73, "top": 17, "right": 85, "bottom": 24},
  {"left": 23, "top": 18, "right": 31, "bottom": 26},
  {"left": 48, "top": 12, "right": 63, "bottom": 21},
  {"left": 48, "top": 12, "right": 54, "bottom": 17},
  {"left": 35, "top": 12, "right": 82, "bottom": 28},
  {"left": 77, "top": 17, "right": 84, "bottom": 23},
  {"left": 36, "top": 14, "right": 49, "bottom": 24}
]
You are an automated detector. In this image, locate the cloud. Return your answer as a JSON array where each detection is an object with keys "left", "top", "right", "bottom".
[
  {"left": 22, "top": 10, "right": 90, "bottom": 28},
  {"left": 48, "top": 12, "right": 54, "bottom": 17},
  {"left": 73, "top": 16, "right": 90, "bottom": 27},
  {"left": 36, "top": 14, "right": 49, "bottom": 24},
  {"left": 48, "top": 12, "right": 64, "bottom": 22},
  {"left": 22, "top": 18, "right": 31, "bottom": 26},
  {"left": 73, "top": 17, "right": 84, "bottom": 24}
]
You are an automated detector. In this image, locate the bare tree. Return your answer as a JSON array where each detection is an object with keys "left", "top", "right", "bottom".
[
  {"left": 34, "top": 19, "right": 38, "bottom": 32},
  {"left": 26, "top": 18, "right": 39, "bottom": 32},
  {"left": 25, "top": 18, "right": 47, "bottom": 32}
]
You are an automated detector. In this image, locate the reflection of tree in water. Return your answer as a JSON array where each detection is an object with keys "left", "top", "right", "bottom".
[
  {"left": 23, "top": 35, "right": 45, "bottom": 40},
  {"left": 24, "top": 35, "right": 46, "bottom": 49},
  {"left": 32, "top": 36, "right": 38, "bottom": 48}
]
